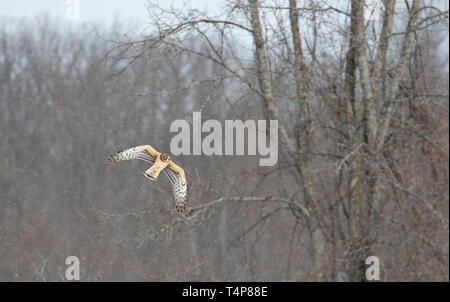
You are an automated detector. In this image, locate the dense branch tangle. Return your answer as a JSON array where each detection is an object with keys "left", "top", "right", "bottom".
[{"left": 110, "top": 0, "right": 449, "bottom": 281}]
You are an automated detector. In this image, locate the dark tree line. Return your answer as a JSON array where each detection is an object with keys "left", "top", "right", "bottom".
[{"left": 0, "top": 0, "right": 448, "bottom": 281}]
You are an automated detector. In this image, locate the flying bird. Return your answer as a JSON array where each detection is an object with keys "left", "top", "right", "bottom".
[{"left": 108, "top": 145, "right": 188, "bottom": 213}]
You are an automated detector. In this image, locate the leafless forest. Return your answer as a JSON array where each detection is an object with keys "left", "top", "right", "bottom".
[{"left": 0, "top": 0, "right": 448, "bottom": 281}]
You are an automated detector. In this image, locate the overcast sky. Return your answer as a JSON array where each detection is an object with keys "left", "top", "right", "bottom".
[
  {"left": 0, "top": 0, "right": 218, "bottom": 25},
  {"left": 0, "top": 0, "right": 447, "bottom": 70}
]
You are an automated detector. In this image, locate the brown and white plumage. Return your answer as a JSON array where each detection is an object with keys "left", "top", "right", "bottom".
[{"left": 108, "top": 145, "right": 188, "bottom": 213}]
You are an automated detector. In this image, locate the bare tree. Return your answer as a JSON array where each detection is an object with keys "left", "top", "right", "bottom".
[{"left": 0, "top": 0, "right": 448, "bottom": 281}]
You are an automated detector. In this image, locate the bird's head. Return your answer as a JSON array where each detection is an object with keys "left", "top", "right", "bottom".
[{"left": 160, "top": 153, "right": 170, "bottom": 162}]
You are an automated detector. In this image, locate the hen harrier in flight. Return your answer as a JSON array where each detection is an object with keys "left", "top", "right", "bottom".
[{"left": 108, "top": 145, "right": 188, "bottom": 213}]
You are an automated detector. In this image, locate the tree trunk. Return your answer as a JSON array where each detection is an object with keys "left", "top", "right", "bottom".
[{"left": 249, "top": 0, "right": 328, "bottom": 281}]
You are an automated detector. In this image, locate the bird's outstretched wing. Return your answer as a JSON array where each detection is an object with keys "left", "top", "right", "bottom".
[
  {"left": 108, "top": 145, "right": 156, "bottom": 164},
  {"left": 163, "top": 165, "right": 189, "bottom": 213}
]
